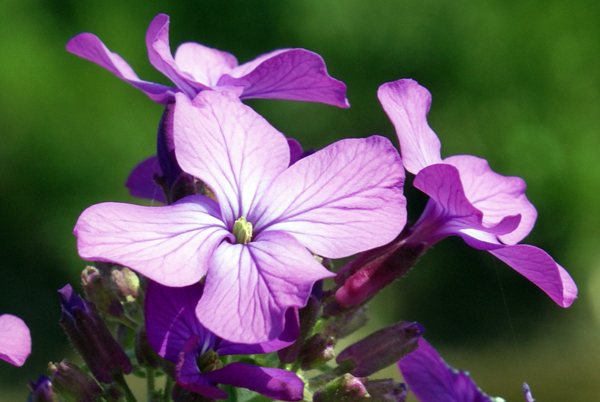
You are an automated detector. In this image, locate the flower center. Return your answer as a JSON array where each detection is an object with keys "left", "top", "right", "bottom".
[
  {"left": 232, "top": 217, "right": 253, "bottom": 244},
  {"left": 196, "top": 349, "right": 222, "bottom": 374}
]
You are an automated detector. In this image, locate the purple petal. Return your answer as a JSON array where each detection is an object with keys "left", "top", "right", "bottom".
[
  {"left": 523, "top": 383, "right": 535, "bottom": 402},
  {"left": 74, "top": 195, "right": 230, "bottom": 287},
  {"left": 173, "top": 91, "right": 290, "bottom": 227},
  {"left": 412, "top": 164, "right": 521, "bottom": 244},
  {"left": 145, "top": 14, "right": 209, "bottom": 98},
  {"left": 197, "top": 231, "right": 333, "bottom": 344},
  {"left": 378, "top": 79, "right": 442, "bottom": 174},
  {"left": 219, "top": 48, "right": 350, "bottom": 107},
  {"left": 205, "top": 362, "right": 304, "bottom": 401},
  {"left": 125, "top": 156, "right": 167, "bottom": 204},
  {"left": 287, "top": 137, "right": 304, "bottom": 166},
  {"left": 444, "top": 155, "right": 536, "bottom": 245},
  {"left": 174, "top": 42, "right": 237, "bottom": 87},
  {"left": 398, "top": 338, "right": 493, "bottom": 402},
  {"left": 488, "top": 245, "right": 577, "bottom": 307},
  {"left": 255, "top": 136, "right": 407, "bottom": 258},
  {"left": 66, "top": 33, "right": 174, "bottom": 104},
  {"left": 176, "top": 341, "right": 228, "bottom": 399},
  {"left": 145, "top": 281, "right": 215, "bottom": 362},
  {"left": 0, "top": 314, "right": 31, "bottom": 367}
]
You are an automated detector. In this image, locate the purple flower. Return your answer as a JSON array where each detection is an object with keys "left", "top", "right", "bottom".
[
  {"left": 399, "top": 338, "right": 511, "bottom": 402},
  {"left": 0, "top": 314, "right": 31, "bottom": 367},
  {"left": 74, "top": 90, "right": 407, "bottom": 343},
  {"left": 377, "top": 79, "right": 577, "bottom": 307},
  {"left": 145, "top": 280, "right": 304, "bottom": 400},
  {"left": 66, "top": 14, "right": 349, "bottom": 107}
]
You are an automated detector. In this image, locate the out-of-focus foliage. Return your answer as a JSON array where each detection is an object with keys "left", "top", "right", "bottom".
[{"left": 0, "top": 0, "right": 599, "bottom": 401}]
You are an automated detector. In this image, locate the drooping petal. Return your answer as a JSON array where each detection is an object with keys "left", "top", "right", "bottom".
[
  {"left": 66, "top": 33, "right": 174, "bottom": 104},
  {"left": 488, "top": 245, "right": 577, "bottom": 307},
  {"left": 173, "top": 91, "right": 290, "bottom": 227},
  {"left": 444, "top": 155, "right": 536, "bottom": 244},
  {"left": 176, "top": 336, "right": 228, "bottom": 399},
  {"left": 412, "top": 164, "right": 521, "bottom": 245},
  {"left": 398, "top": 338, "right": 494, "bottom": 402},
  {"left": 145, "top": 14, "right": 209, "bottom": 98},
  {"left": 0, "top": 314, "right": 31, "bottom": 367},
  {"left": 197, "top": 231, "right": 333, "bottom": 344},
  {"left": 378, "top": 79, "right": 442, "bottom": 174},
  {"left": 255, "top": 136, "right": 406, "bottom": 258},
  {"left": 174, "top": 42, "right": 237, "bottom": 87},
  {"left": 205, "top": 362, "right": 304, "bottom": 401},
  {"left": 145, "top": 281, "right": 216, "bottom": 362},
  {"left": 125, "top": 156, "right": 167, "bottom": 204},
  {"left": 219, "top": 48, "right": 350, "bottom": 108},
  {"left": 75, "top": 195, "right": 230, "bottom": 287}
]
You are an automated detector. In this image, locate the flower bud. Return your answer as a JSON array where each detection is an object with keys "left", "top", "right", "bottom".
[
  {"left": 337, "top": 321, "right": 424, "bottom": 377},
  {"left": 111, "top": 266, "right": 141, "bottom": 302},
  {"left": 81, "top": 266, "right": 125, "bottom": 319},
  {"left": 312, "top": 374, "right": 369, "bottom": 402},
  {"left": 49, "top": 360, "right": 102, "bottom": 402},
  {"left": 324, "top": 305, "right": 370, "bottom": 340},
  {"left": 364, "top": 379, "right": 407, "bottom": 402},
  {"left": 28, "top": 376, "right": 56, "bottom": 402},
  {"left": 58, "top": 284, "right": 132, "bottom": 383},
  {"left": 135, "top": 326, "right": 161, "bottom": 369},
  {"left": 299, "top": 333, "right": 335, "bottom": 370}
]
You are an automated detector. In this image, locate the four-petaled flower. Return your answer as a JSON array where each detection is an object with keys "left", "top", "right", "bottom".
[
  {"left": 0, "top": 314, "right": 31, "bottom": 367},
  {"left": 75, "top": 89, "right": 407, "bottom": 344},
  {"left": 145, "top": 280, "right": 304, "bottom": 400},
  {"left": 66, "top": 14, "right": 349, "bottom": 107},
  {"left": 377, "top": 79, "right": 577, "bottom": 307}
]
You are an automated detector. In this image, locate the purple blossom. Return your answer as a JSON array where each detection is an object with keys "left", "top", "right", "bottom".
[
  {"left": 398, "top": 338, "right": 507, "bottom": 402},
  {"left": 145, "top": 280, "right": 304, "bottom": 400},
  {"left": 66, "top": 13, "right": 349, "bottom": 107},
  {"left": 74, "top": 90, "right": 407, "bottom": 343},
  {"left": 0, "top": 313, "right": 31, "bottom": 367},
  {"left": 377, "top": 79, "right": 577, "bottom": 307}
]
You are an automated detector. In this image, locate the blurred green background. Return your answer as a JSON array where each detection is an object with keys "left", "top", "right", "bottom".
[{"left": 1, "top": 0, "right": 599, "bottom": 400}]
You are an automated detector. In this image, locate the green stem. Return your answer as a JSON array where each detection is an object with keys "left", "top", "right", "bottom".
[
  {"left": 112, "top": 371, "right": 138, "bottom": 402},
  {"left": 163, "top": 376, "right": 175, "bottom": 401},
  {"left": 147, "top": 367, "right": 155, "bottom": 401}
]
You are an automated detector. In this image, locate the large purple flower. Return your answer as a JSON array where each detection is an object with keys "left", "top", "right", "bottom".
[
  {"left": 66, "top": 13, "right": 349, "bottom": 107},
  {"left": 0, "top": 314, "right": 31, "bottom": 367},
  {"left": 399, "top": 338, "right": 529, "bottom": 402},
  {"left": 75, "top": 90, "right": 407, "bottom": 343},
  {"left": 377, "top": 79, "right": 576, "bottom": 307},
  {"left": 145, "top": 281, "right": 303, "bottom": 400}
]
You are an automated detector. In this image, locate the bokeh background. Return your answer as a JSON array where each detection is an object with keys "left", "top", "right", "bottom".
[{"left": 1, "top": 0, "right": 599, "bottom": 400}]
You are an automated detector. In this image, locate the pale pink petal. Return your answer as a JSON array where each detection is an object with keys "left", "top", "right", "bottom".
[
  {"left": 378, "top": 79, "right": 442, "bottom": 174},
  {"left": 489, "top": 245, "right": 577, "bottom": 307},
  {"left": 0, "top": 314, "right": 31, "bottom": 367},
  {"left": 444, "top": 155, "right": 537, "bottom": 245},
  {"left": 125, "top": 156, "right": 167, "bottom": 204},
  {"left": 197, "top": 231, "right": 333, "bottom": 344},
  {"left": 66, "top": 33, "right": 174, "bottom": 104},
  {"left": 173, "top": 91, "right": 290, "bottom": 227},
  {"left": 74, "top": 195, "right": 230, "bottom": 287},
  {"left": 174, "top": 42, "right": 237, "bottom": 87},
  {"left": 205, "top": 362, "right": 304, "bottom": 401},
  {"left": 255, "top": 136, "right": 406, "bottom": 258},
  {"left": 145, "top": 14, "right": 209, "bottom": 97},
  {"left": 219, "top": 48, "right": 350, "bottom": 107}
]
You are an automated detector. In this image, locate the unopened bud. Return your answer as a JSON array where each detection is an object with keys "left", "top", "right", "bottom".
[
  {"left": 49, "top": 360, "right": 102, "bottom": 402},
  {"left": 28, "top": 376, "right": 56, "bottom": 402},
  {"left": 81, "top": 266, "right": 124, "bottom": 319},
  {"left": 312, "top": 374, "right": 369, "bottom": 402},
  {"left": 111, "top": 267, "right": 141, "bottom": 302},
  {"left": 325, "top": 305, "right": 370, "bottom": 340},
  {"left": 337, "top": 321, "right": 424, "bottom": 377},
  {"left": 364, "top": 379, "right": 407, "bottom": 402},
  {"left": 135, "top": 326, "right": 160, "bottom": 369},
  {"left": 300, "top": 333, "right": 335, "bottom": 370},
  {"left": 58, "top": 284, "right": 132, "bottom": 383}
]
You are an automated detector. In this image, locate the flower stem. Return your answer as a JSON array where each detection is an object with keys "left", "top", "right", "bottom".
[{"left": 146, "top": 367, "right": 155, "bottom": 401}]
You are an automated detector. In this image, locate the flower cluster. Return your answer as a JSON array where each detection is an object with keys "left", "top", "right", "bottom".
[{"left": 21, "top": 13, "right": 576, "bottom": 402}]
